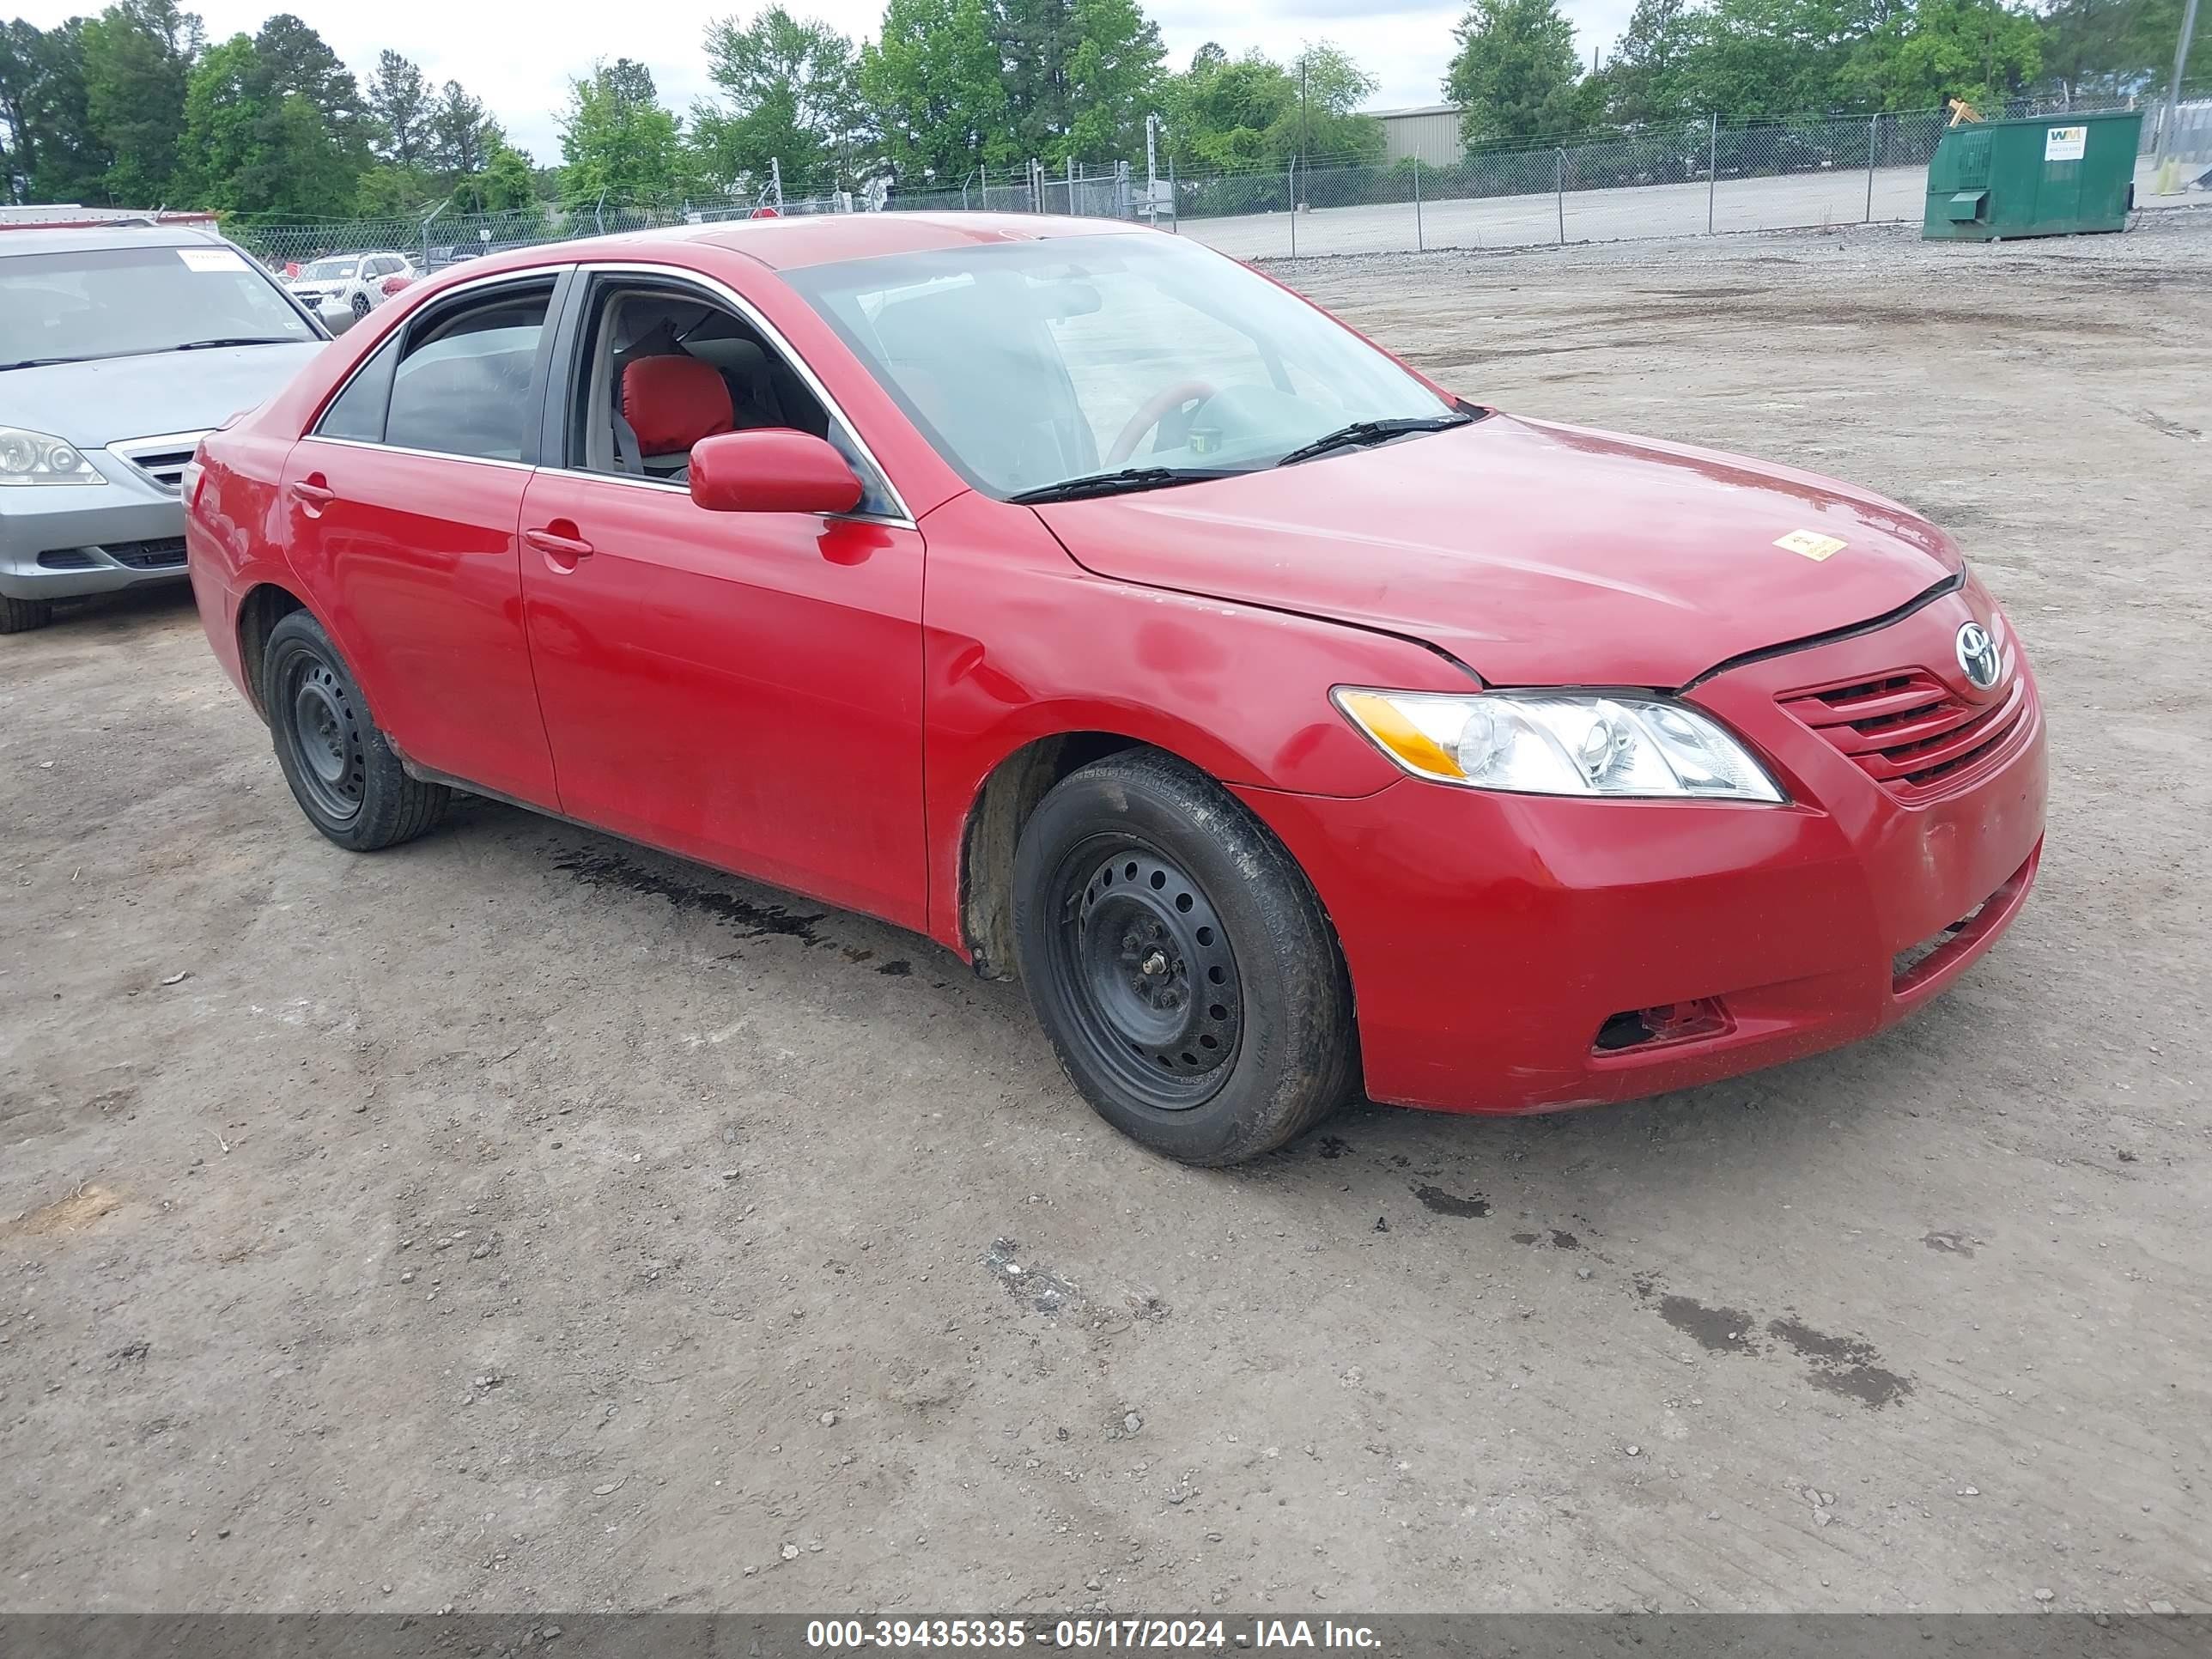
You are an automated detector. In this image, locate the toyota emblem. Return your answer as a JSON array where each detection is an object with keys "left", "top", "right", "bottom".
[{"left": 1955, "top": 621, "right": 2002, "bottom": 691}]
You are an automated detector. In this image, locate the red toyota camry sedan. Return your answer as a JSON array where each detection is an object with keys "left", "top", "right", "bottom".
[{"left": 185, "top": 215, "right": 2045, "bottom": 1165}]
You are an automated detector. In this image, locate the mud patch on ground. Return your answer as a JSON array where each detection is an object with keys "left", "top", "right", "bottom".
[
  {"left": 1768, "top": 1316, "right": 1913, "bottom": 1408},
  {"left": 981, "top": 1237, "right": 1074, "bottom": 1316},
  {"left": 1658, "top": 1294, "right": 1762, "bottom": 1353},
  {"left": 553, "top": 846, "right": 826, "bottom": 945},
  {"left": 1412, "top": 1183, "right": 1489, "bottom": 1218}
]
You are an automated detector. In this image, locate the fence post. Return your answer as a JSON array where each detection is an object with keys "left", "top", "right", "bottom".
[
  {"left": 593, "top": 187, "right": 607, "bottom": 236},
  {"left": 418, "top": 198, "right": 447, "bottom": 270},
  {"left": 1289, "top": 157, "right": 1297, "bottom": 256},
  {"left": 1707, "top": 112, "right": 1718, "bottom": 234},
  {"left": 1555, "top": 149, "right": 1565, "bottom": 243},
  {"left": 1414, "top": 156, "right": 1424, "bottom": 252},
  {"left": 1865, "top": 114, "right": 1878, "bottom": 222},
  {"left": 1168, "top": 151, "right": 1177, "bottom": 233}
]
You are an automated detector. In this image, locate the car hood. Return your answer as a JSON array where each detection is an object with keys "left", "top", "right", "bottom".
[
  {"left": 1030, "top": 413, "right": 1963, "bottom": 688},
  {"left": 0, "top": 341, "right": 328, "bottom": 447}
]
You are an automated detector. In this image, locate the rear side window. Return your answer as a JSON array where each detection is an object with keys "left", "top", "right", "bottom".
[
  {"left": 385, "top": 285, "right": 552, "bottom": 462},
  {"left": 316, "top": 338, "right": 398, "bottom": 442}
]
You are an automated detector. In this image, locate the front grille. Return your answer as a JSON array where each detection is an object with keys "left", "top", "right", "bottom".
[
  {"left": 1780, "top": 668, "right": 2026, "bottom": 801},
  {"left": 105, "top": 537, "right": 187, "bottom": 569},
  {"left": 107, "top": 433, "right": 210, "bottom": 495}
]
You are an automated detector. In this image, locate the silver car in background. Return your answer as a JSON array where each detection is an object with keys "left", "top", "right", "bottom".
[
  {"left": 0, "top": 222, "right": 327, "bottom": 633},
  {"left": 284, "top": 249, "right": 416, "bottom": 328}
]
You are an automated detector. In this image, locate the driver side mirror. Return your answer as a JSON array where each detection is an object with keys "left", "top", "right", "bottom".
[{"left": 689, "top": 429, "right": 864, "bottom": 516}]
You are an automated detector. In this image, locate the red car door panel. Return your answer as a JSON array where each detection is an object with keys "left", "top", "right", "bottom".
[
  {"left": 282, "top": 440, "right": 558, "bottom": 809},
  {"left": 517, "top": 471, "right": 927, "bottom": 932}
]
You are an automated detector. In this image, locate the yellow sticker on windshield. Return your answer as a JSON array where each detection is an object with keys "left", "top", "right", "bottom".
[{"left": 1775, "top": 530, "right": 1846, "bottom": 562}]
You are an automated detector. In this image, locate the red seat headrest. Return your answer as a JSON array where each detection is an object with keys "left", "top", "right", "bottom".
[{"left": 622, "top": 356, "right": 734, "bottom": 455}]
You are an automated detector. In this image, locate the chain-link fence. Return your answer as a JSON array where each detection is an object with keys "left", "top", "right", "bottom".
[{"left": 219, "top": 90, "right": 2206, "bottom": 277}]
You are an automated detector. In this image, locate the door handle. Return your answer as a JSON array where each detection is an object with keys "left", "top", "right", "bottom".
[
  {"left": 290, "top": 475, "right": 335, "bottom": 516},
  {"left": 524, "top": 525, "right": 596, "bottom": 569}
]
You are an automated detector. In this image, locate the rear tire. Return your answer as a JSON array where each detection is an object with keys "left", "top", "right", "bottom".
[
  {"left": 260, "top": 609, "right": 449, "bottom": 851},
  {"left": 0, "top": 595, "right": 54, "bottom": 634},
  {"left": 1012, "top": 750, "right": 1355, "bottom": 1165},
  {"left": 349, "top": 291, "right": 372, "bottom": 319}
]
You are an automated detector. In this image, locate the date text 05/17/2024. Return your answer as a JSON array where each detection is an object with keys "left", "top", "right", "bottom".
[{"left": 804, "top": 1618, "right": 1384, "bottom": 1649}]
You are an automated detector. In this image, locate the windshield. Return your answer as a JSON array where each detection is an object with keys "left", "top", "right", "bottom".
[
  {"left": 300, "top": 257, "right": 360, "bottom": 281},
  {"left": 787, "top": 234, "right": 1455, "bottom": 499},
  {"left": 0, "top": 243, "right": 319, "bottom": 367}
]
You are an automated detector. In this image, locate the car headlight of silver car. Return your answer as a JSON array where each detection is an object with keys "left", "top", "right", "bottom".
[
  {"left": 0, "top": 426, "right": 107, "bottom": 487},
  {"left": 1333, "top": 688, "right": 1785, "bottom": 802}
]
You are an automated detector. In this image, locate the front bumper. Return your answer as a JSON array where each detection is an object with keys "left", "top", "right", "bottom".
[
  {"left": 1237, "top": 584, "right": 2048, "bottom": 1114},
  {"left": 0, "top": 463, "right": 191, "bottom": 600}
]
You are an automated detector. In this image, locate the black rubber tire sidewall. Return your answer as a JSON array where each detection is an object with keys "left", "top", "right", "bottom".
[
  {"left": 1012, "top": 750, "right": 1355, "bottom": 1166},
  {"left": 260, "top": 610, "right": 448, "bottom": 852},
  {"left": 0, "top": 595, "right": 54, "bottom": 634}
]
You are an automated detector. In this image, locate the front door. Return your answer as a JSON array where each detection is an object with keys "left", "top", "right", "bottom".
[{"left": 517, "top": 270, "right": 927, "bottom": 932}]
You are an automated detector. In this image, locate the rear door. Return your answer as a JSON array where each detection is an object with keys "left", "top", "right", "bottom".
[
  {"left": 281, "top": 271, "right": 568, "bottom": 808},
  {"left": 514, "top": 263, "right": 929, "bottom": 931}
]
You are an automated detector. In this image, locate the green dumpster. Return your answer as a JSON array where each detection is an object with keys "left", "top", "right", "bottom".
[{"left": 1923, "top": 108, "right": 2142, "bottom": 241}]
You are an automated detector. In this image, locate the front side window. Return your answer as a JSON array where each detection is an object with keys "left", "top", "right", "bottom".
[
  {"left": 564, "top": 277, "right": 896, "bottom": 515},
  {"left": 786, "top": 233, "right": 1454, "bottom": 499},
  {"left": 1, "top": 242, "right": 319, "bottom": 369},
  {"left": 381, "top": 286, "right": 552, "bottom": 462}
]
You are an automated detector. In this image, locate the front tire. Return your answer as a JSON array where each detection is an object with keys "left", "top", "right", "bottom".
[
  {"left": 1012, "top": 750, "right": 1355, "bottom": 1165},
  {"left": 0, "top": 595, "right": 54, "bottom": 634},
  {"left": 260, "top": 609, "right": 449, "bottom": 851}
]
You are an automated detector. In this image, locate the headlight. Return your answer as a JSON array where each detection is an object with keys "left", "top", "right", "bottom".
[
  {"left": 0, "top": 426, "right": 106, "bottom": 486},
  {"left": 1334, "top": 688, "right": 1785, "bottom": 802}
]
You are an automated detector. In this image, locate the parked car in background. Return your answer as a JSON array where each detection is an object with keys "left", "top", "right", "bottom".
[
  {"left": 285, "top": 251, "right": 416, "bottom": 325},
  {"left": 185, "top": 216, "right": 2045, "bottom": 1164},
  {"left": 1, "top": 219, "right": 326, "bottom": 632}
]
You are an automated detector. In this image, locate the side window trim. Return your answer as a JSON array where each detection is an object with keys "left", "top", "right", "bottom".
[{"left": 551, "top": 261, "right": 914, "bottom": 526}]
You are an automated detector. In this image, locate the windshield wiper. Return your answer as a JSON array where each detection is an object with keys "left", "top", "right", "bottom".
[
  {"left": 1275, "top": 411, "right": 1475, "bottom": 469},
  {"left": 172, "top": 336, "right": 304, "bottom": 351},
  {"left": 0, "top": 356, "right": 87, "bottom": 372},
  {"left": 1007, "top": 465, "right": 1244, "bottom": 505}
]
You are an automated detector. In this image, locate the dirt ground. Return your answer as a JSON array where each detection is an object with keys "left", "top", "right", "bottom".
[{"left": 5, "top": 212, "right": 2209, "bottom": 1619}]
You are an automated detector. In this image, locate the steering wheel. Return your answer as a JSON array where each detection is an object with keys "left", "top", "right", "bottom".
[{"left": 1106, "top": 380, "right": 1218, "bottom": 466}]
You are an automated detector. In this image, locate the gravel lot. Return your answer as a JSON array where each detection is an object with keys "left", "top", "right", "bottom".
[{"left": 4, "top": 212, "right": 2209, "bottom": 1617}]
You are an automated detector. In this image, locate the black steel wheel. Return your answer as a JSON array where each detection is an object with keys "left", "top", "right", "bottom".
[
  {"left": 278, "top": 651, "right": 368, "bottom": 823},
  {"left": 1053, "top": 843, "right": 1244, "bottom": 1110},
  {"left": 1012, "top": 750, "right": 1355, "bottom": 1165},
  {"left": 260, "top": 609, "right": 449, "bottom": 851}
]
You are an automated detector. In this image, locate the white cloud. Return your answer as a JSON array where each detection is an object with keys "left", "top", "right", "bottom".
[{"left": 15, "top": 0, "right": 1638, "bottom": 166}]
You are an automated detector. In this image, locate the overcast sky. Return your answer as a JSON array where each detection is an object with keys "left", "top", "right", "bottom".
[{"left": 15, "top": 0, "right": 1637, "bottom": 164}]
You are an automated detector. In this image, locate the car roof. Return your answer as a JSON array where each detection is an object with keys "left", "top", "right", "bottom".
[
  {"left": 0, "top": 222, "right": 231, "bottom": 258},
  {"left": 461, "top": 212, "right": 1147, "bottom": 281}
]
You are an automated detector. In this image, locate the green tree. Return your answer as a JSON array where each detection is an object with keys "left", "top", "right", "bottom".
[
  {"left": 1446, "top": 0, "right": 1591, "bottom": 141},
  {"left": 79, "top": 0, "right": 202, "bottom": 204},
  {"left": 428, "top": 80, "right": 498, "bottom": 182},
  {"left": 173, "top": 25, "right": 362, "bottom": 217},
  {"left": 1271, "top": 41, "right": 1384, "bottom": 162},
  {"left": 559, "top": 58, "right": 686, "bottom": 205},
  {"left": 1059, "top": 0, "right": 1167, "bottom": 160},
  {"left": 860, "top": 0, "right": 1017, "bottom": 181},
  {"left": 691, "top": 7, "right": 865, "bottom": 189},
  {"left": 2042, "top": 0, "right": 2208, "bottom": 97},
  {"left": 1600, "top": 0, "right": 1708, "bottom": 123},
  {"left": 1164, "top": 46, "right": 1292, "bottom": 171},
  {"left": 366, "top": 49, "right": 434, "bottom": 168},
  {"left": 1841, "top": 0, "right": 2044, "bottom": 108}
]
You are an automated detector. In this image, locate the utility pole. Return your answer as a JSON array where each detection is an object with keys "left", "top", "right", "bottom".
[
  {"left": 1298, "top": 53, "right": 1310, "bottom": 209},
  {"left": 2157, "top": 0, "right": 2202, "bottom": 190},
  {"left": 1706, "top": 112, "right": 1718, "bottom": 234}
]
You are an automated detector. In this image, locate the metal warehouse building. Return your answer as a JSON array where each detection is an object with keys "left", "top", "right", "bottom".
[{"left": 1366, "top": 104, "right": 1468, "bottom": 167}]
